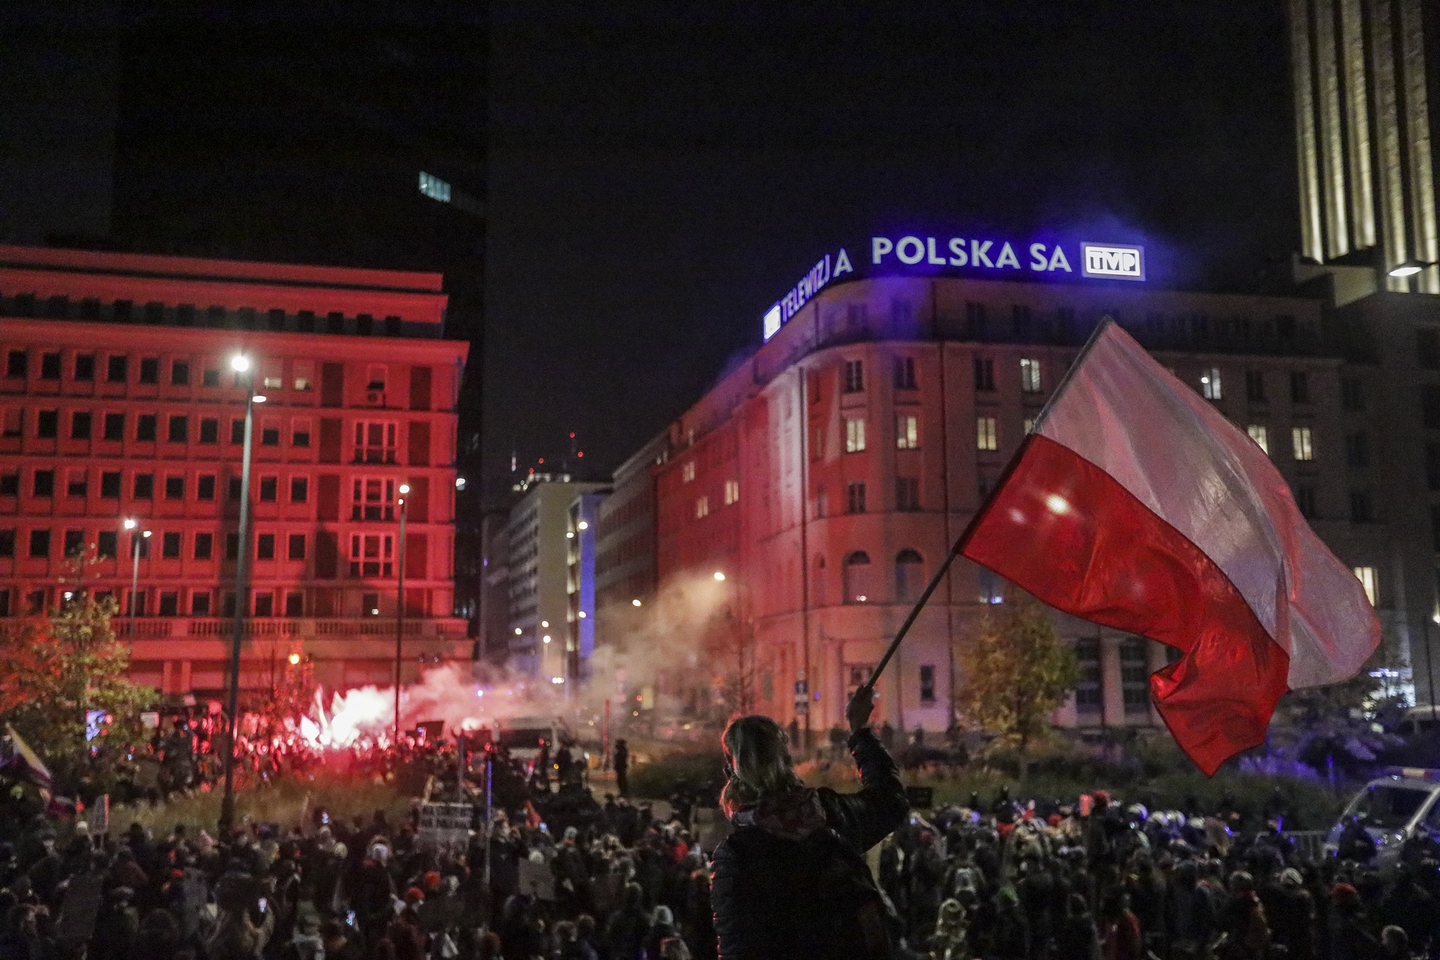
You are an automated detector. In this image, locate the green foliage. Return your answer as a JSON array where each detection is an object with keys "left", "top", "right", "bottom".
[
  {"left": 959, "top": 597, "right": 1080, "bottom": 750},
  {"left": 0, "top": 593, "right": 156, "bottom": 787}
]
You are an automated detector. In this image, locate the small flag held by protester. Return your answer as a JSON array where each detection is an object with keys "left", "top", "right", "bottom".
[{"left": 961, "top": 320, "right": 1380, "bottom": 774}]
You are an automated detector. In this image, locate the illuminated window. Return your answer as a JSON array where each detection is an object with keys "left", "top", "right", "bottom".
[
  {"left": 349, "top": 534, "right": 394, "bottom": 577},
  {"left": 682, "top": 461, "right": 695, "bottom": 483},
  {"left": 694, "top": 496, "right": 709, "bottom": 519},
  {"left": 1023, "top": 417, "right": 1035, "bottom": 434},
  {"left": 1292, "top": 426, "right": 1313, "bottom": 461},
  {"left": 353, "top": 421, "right": 398, "bottom": 463},
  {"left": 1020, "top": 358, "right": 1042, "bottom": 393},
  {"left": 352, "top": 477, "right": 396, "bottom": 521},
  {"left": 1247, "top": 424, "right": 1269, "bottom": 454},
  {"left": 895, "top": 414, "right": 919, "bottom": 450},
  {"left": 1200, "top": 367, "right": 1222, "bottom": 400},
  {"left": 724, "top": 479, "right": 739, "bottom": 505},
  {"left": 843, "top": 360, "right": 864, "bottom": 393},
  {"left": 977, "top": 416, "right": 998, "bottom": 451},
  {"left": 1353, "top": 566, "right": 1377, "bottom": 605},
  {"left": 845, "top": 417, "right": 866, "bottom": 453},
  {"left": 419, "top": 171, "right": 452, "bottom": 203},
  {"left": 293, "top": 360, "right": 314, "bottom": 392}
]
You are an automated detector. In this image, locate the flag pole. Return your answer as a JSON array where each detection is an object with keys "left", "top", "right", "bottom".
[{"left": 859, "top": 317, "right": 1117, "bottom": 696}]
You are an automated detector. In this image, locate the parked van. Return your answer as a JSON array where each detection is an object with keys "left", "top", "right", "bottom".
[{"left": 1325, "top": 768, "right": 1440, "bottom": 870}]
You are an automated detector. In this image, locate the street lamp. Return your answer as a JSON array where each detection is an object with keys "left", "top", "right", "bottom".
[
  {"left": 1389, "top": 258, "right": 1437, "bottom": 279},
  {"left": 123, "top": 519, "right": 151, "bottom": 623},
  {"left": 220, "top": 352, "right": 262, "bottom": 833},
  {"left": 394, "top": 483, "right": 410, "bottom": 745}
]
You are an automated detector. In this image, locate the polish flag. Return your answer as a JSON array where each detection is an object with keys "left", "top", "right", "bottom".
[{"left": 962, "top": 321, "right": 1380, "bottom": 774}]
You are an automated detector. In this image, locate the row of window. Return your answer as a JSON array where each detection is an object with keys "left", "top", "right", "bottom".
[
  {"left": 2, "top": 350, "right": 334, "bottom": 392},
  {"left": 2, "top": 407, "right": 323, "bottom": 446},
  {"left": 0, "top": 586, "right": 401, "bottom": 619},
  {"left": 1, "top": 468, "right": 405, "bottom": 513}
]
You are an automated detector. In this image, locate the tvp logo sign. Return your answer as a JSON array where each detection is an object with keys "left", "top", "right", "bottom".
[{"left": 1081, "top": 243, "right": 1145, "bottom": 281}]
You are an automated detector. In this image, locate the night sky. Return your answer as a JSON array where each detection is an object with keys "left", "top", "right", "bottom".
[{"left": 484, "top": 0, "right": 1299, "bottom": 480}]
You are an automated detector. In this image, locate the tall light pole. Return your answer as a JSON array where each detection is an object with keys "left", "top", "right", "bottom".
[
  {"left": 123, "top": 519, "right": 150, "bottom": 624},
  {"left": 221, "top": 353, "right": 263, "bottom": 833},
  {"left": 394, "top": 483, "right": 410, "bottom": 745}
]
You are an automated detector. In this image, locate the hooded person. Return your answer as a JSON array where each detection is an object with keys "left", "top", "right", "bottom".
[{"left": 709, "top": 686, "right": 908, "bottom": 960}]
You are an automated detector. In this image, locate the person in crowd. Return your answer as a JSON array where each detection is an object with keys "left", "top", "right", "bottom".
[
  {"left": 709, "top": 685, "right": 908, "bottom": 959},
  {"left": 613, "top": 741, "right": 630, "bottom": 800}
]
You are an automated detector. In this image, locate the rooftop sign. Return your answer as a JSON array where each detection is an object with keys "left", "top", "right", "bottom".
[{"left": 762, "top": 233, "right": 1146, "bottom": 340}]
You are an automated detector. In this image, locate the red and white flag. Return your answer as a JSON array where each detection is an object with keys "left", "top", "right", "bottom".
[{"left": 962, "top": 321, "right": 1381, "bottom": 774}]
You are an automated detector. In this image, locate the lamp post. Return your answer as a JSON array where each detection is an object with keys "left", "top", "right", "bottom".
[
  {"left": 220, "top": 353, "right": 263, "bottom": 833},
  {"left": 1425, "top": 609, "right": 1440, "bottom": 726},
  {"left": 123, "top": 519, "right": 151, "bottom": 623},
  {"left": 394, "top": 483, "right": 410, "bottom": 745}
]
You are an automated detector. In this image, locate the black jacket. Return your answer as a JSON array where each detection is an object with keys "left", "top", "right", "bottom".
[{"left": 710, "top": 727, "right": 908, "bottom": 960}]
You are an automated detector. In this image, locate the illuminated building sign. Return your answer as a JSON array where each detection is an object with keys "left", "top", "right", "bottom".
[{"left": 761, "top": 233, "right": 1146, "bottom": 340}]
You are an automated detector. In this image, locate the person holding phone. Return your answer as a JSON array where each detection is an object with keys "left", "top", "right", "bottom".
[{"left": 710, "top": 685, "right": 908, "bottom": 960}]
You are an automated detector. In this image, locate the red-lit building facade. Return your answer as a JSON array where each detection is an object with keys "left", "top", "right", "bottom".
[
  {"left": 0, "top": 246, "right": 469, "bottom": 696},
  {"left": 621, "top": 272, "right": 1435, "bottom": 737}
]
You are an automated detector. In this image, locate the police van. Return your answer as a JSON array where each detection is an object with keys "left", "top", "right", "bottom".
[{"left": 1325, "top": 767, "right": 1440, "bottom": 870}]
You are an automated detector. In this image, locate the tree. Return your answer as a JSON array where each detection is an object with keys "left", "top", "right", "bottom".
[
  {"left": 0, "top": 591, "right": 156, "bottom": 787},
  {"left": 959, "top": 596, "right": 1079, "bottom": 769},
  {"left": 244, "top": 642, "right": 317, "bottom": 740}
]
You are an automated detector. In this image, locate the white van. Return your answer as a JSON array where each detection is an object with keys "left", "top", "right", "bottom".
[{"left": 1325, "top": 768, "right": 1440, "bottom": 871}]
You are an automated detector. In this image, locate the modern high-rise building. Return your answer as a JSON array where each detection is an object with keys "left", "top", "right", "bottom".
[
  {"left": 1288, "top": 0, "right": 1438, "bottom": 294},
  {"left": 0, "top": 245, "right": 469, "bottom": 695}
]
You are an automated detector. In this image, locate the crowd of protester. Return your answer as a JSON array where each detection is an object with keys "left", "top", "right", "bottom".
[{"left": 5, "top": 721, "right": 1440, "bottom": 960}]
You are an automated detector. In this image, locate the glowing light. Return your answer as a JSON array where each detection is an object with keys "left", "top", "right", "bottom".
[
  {"left": 142, "top": 530, "right": 152, "bottom": 538},
  {"left": 1044, "top": 494, "right": 1071, "bottom": 515},
  {"left": 63, "top": 591, "right": 73, "bottom": 601},
  {"left": 288, "top": 653, "right": 301, "bottom": 665},
  {"left": 1390, "top": 260, "right": 1429, "bottom": 278},
  {"left": 515, "top": 627, "right": 523, "bottom": 635},
  {"left": 370, "top": 607, "right": 380, "bottom": 615},
  {"left": 857, "top": 595, "right": 867, "bottom": 602},
  {"left": 577, "top": 521, "right": 588, "bottom": 530},
  {"left": 578, "top": 611, "right": 586, "bottom": 618},
  {"left": 456, "top": 477, "right": 466, "bottom": 490},
  {"left": 541, "top": 620, "right": 549, "bottom": 628},
  {"left": 713, "top": 571, "right": 726, "bottom": 581},
  {"left": 632, "top": 599, "right": 642, "bottom": 607},
  {"left": 399, "top": 483, "right": 411, "bottom": 495},
  {"left": 123, "top": 518, "right": 136, "bottom": 530},
  {"left": 551, "top": 676, "right": 565, "bottom": 684},
  {"left": 476, "top": 689, "right": 484, "bottom": 698},
  {"left": 566, "top": 531, "right": 574, "bottom": 539},
  {"left": 230, "top": 354, "right": 251, "bottom": 372},
  {"left": 543, "top": 635, "right": 552, "bottom": 643},
  {"left": 253, "top": 395, "right": 267, "bottom": 403}
]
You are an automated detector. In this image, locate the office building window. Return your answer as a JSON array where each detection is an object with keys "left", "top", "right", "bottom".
[
  {"left": 33, "top": 470, "right": 54, "bottom": 497},
  {"left": 353, "top": 421, "right": 398, "bottom": 463},
  {"left": 290, "top": 477, "right": 309, "bottom": 503},
  {"left": 1, "top": 409, "right": 18, "bottom": 437},
  {"left": 164, "top": 476, "right": 184, "bottom": 500},
  {"left": 292, "top": 418, "right": 311, "bottom": 447},
  {"left": 1020, "top": 357, "right": 1042, "bottom": 394},
  {"left": 199, "top": 418, "right": 218, "bottom": 444},
  {"left": 29, "top": 530, "right": 50, "bottom": 558},
  {"left": 847, "top": 481, "right": 867, "bottom": 514},
  {"left": 133, "top": 474, "right": 153, "bottom": 499},
  {"left": 349, "top": 534, "right": 394, "bottom": 577},
  {"left": 1246, "top": 424, "right": 1269, "bottom": 454},
  {"left": 138, "top": 358, "right": 159, "bottom": 384},
  {"left": 293, "top": 360, "right": 314, "bottom": 392},
  {"left": 694, "top": 496, "right": 709, "bottom": 519},
  {"left": 1345, "top": 432, "right": 1368, "bottom": 467},
  {"left": 259, "top": 476, "right": 278, "bottom": 502},
  {"left": 171, "top": 360, "right": 190, "bottom": 386},
  {"left": 896, "top": 414, "right": 919, "bottom": 449},
  {"left": 194, "top": 532, "right": 212, "bottom": 560},
  {"left": 0, "top": 530, "right": 12, "bottom": 556},
  {"left": 843, "top": 551, "right": 872, "bottom": 603},
  {"left": 71, "top": 412, "right": 91, "bottom": 440},
  {"left": 6, "top": 351, "right": 26, "bottom": 378},
  {"left": 191, "top": 592, "right": 211, "bottom": 615},
  {"left": 352, "top": 477, "right": 395, "bottom": 520},
  {"left": 64, "top": 529, "right": 84, "bottom": 557},
  {"left": 107, "top": 355, "right": 127, "bottom": 382},
  {"left": 197, "top": 474, "right": 215, "bottom": 500},
  {"left": 40, "top": 353, "right": 60, "bottom": 379},
  {"left": 202, "top": 367, "right": 220, "bottom": 388},
  {"left": 894, "top": 356, "right": 917, "bottom": 389},
  {"left": 1350, "top": 490, "right": 1373, "bottom": 523},
  {"left": 100, "top": 472, "right": 121, "bottom": 498},
  {"left": 167, "top": 415, "right": 187, "bottom": 443},
  {"left": 1353, "top": 566, "right": 1377, "bottom": 605},
  {"left": 682, "top": 461, "right": 695, "bottom": 483},
  {"left": 261, "top": 420, "right": 280, "bottom": 446},
  {"left": 977, "top": 416, "right": 998, "bottom": 451},
  {"left": 74, "top": 354, "right": 95, "bottom": 381},
  {"left": 896, "top": 476, "right": 920, "bottom": 511},
  {"left": 974, "top": 356, "right": 994, "bottom": 391},
  {"left": 896, "top": 549, "right": 923, "bottom": 602},
  {"left": 257, "top": 533, "right": 275, "bottom": 560},
  {"left": 1200, "top": 367, "right": 1222, "bottom": 400},
  {"left": 254, "top": 594, "right": 274, "bottom": 617},
  {"left": 66, "top": 471, "right": 86, "bottom": 498},
  {"left": 1293, "top": 484, "right": 1317, "bottom": 518},
  {"left": 162, "top": 532, "right": 180, "bottom": 559},
  {"left": 288, "top": 533, "right": 306, "bottom": 560},
  {"left": 225, "top": 534, "right": 238, "bottom": 560},
  {"left": 1292, "top": 426, "right": 1313, "bottom": 461},
  {"left": 845, "top": 417, "right": 866, "bottom": 453},
  {"left": 285, "top": 592, "right": 303, "bottom": 616},
  {"left": 0, "top": 473, "right": 15, "bottom": 496},
  {"left": 37, "top": 410, "right": 57, "bottom": 438},
  {"left": 843, "top": 359, "right": 864, "bottom": 393},
  {"left": 136, "top": 414, "right": 157, "bottom": 442},
  {"left": 228, "top": 477, "right": 242, "bottom": 501},
  {"left": 918, "top": 664, "right": 936, "bottom": 703},
  {"left": 97, "top": 531, "right": 117, "bottom": 559},
  {"left": 1341, "top": 377, "right": 1364, "bottom": 411},
  {"left": 1290, "top": 370, "right": 1309, "bottom": 404},
  {"left": 104, "top": 413, "right": 124, "bottom": 441},
  {"left": 231, "top": 418, "right": 245, "bottom": 444},
  {"left": 723, "top": 479, "right": 739, "bottom": 505},
  {"left": 1121, "top": 638, "right": 1151, "bottom": 715}
]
